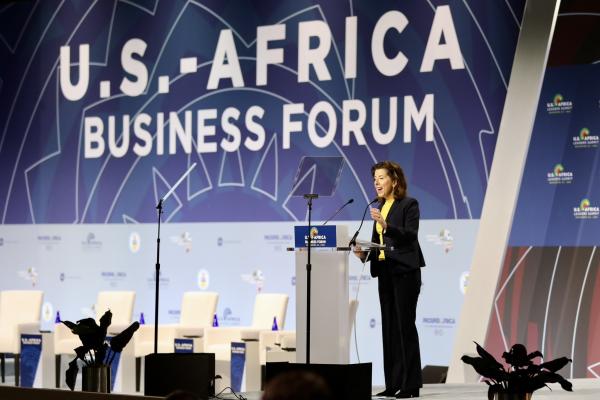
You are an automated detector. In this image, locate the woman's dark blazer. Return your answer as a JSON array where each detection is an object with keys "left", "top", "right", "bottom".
[{"left": 368, "top": 196, "right": 426, "bottom": 277}]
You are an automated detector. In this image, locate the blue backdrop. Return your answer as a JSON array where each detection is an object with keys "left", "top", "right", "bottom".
[{"left": 0, "top": 0, "right": 524, "bottom": 385}]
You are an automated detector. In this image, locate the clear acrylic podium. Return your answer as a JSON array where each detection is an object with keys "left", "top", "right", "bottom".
[
  {"left": 290, "top": 226, "right": 386, "bottom": 364},
  {"left": 289, "top": 225, "right": 382, "bottom": 365}
]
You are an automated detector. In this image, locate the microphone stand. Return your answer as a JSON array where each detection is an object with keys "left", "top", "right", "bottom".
[
  {"left": 303, "top": 193, "right": 318, "bottom": 364},
  {"left": 153, "top": 163, "right": 196, "bottom": 354},
  {"left": 322, "top": 198, "right": 353, "bottom": 226},
  {"left": 349, "top": 198, "right": 379, "bottom": 246}
]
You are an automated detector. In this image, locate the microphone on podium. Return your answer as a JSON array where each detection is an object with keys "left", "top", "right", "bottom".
[
  {"left": 322, "top": 198, "right": 354, "bottom": 225},
  {"left": 348, "top": 197, "right": 380, "bottom": 246}
]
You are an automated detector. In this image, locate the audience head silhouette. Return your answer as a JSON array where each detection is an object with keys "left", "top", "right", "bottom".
[
  {"left": 262, "top": 371, "right": 332, "bottom": 400},
  {"left": 165, "top": 390, "right": 199, "bottom": 400}
]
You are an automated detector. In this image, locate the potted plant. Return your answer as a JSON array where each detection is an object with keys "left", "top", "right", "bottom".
[
  {"left": 62, "top": 310, "right": 140, "bottom": 392},
  {"left": 462, "top": 342, "right": 573, "bottom": 400}
]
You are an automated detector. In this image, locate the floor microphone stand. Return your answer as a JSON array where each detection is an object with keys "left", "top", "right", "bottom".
[
  {"left": 152, "top": 163, "right": 197, "bottom": 355},
  {"left": 153, "top": 200, "right": 162, "bottom": 354},
  {"left": 303, "top": 193, "right": 318, "bottom": 364}
]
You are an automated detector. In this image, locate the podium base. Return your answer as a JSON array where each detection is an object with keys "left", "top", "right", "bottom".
[{"left": 265, "top": 362, "right": 372, "bottom": 400}]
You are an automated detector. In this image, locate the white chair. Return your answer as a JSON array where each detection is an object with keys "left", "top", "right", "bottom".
[
  {"left": 0, "top": 290, "right": 44, "bottom": 385},
  {"left": 54, "top": 291, "right": 136, "bottom": 387},
  {"left": 203, "top": 293, "right": 288, "bottom": 390},
  {"left": 264, "top": 299, "right": 359, "bottom": 364},
  {"left": 134, "top": 291, "right": 219, "bottom": 391}
]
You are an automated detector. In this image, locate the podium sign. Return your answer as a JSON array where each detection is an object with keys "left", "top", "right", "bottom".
[
  {"left": 20, "top": 334, "right": 42, "bottom": 387},
  {"left": 294, "top": 225, "right": 337, "bottom": 248}
]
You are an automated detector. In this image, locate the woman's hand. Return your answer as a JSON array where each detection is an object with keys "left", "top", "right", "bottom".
[
  {"left": 353, "top": 244, "right": 366, "bottom": 262},
  {"left": 370, "top": 207, "right": 387, "bottom": 230}
]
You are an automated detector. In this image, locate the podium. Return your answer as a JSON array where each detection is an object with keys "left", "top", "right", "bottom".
[
  {"left": 291, "top": 225, "right": 351, "bottom": 364},
  {"left": 278, "top": 225, "right": 375, "bottom": 399}
]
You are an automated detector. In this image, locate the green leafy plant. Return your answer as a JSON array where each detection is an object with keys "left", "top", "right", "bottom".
[
  {"left": 62, "top": 310, "right": 140, "bottom": 390},
  {"left": 461, "top": 342, "right": 572, "bottom": 399}
]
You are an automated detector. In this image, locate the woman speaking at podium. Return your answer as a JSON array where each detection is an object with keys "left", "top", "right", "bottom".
[{"left": 354, "top": 161, "right": 425, "bottom": 398}]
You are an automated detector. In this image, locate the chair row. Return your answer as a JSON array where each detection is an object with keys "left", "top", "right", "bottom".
[{"left": 0, "top": 290, "right": 291, "bottom": 392}]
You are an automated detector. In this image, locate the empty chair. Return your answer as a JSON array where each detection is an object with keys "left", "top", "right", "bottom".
[
  {"left": 203, "top": 293, "right": 288, "bottom": 390},
  {"left": 54, "top": 291, "right": 136, "bottom": 387},
  {"left": 0, "top": 290, "right": 44, "bottom": 385},
  {"left": 134, "top": 291, "right": 218, "bottom": 391},
  {"left": 264, "top": 299, "right": 359, "bottom": 364}
]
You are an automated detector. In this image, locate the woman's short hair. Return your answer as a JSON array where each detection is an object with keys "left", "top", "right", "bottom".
[{"left": 371, "top": 161, "right": 407, "bottom": 199}]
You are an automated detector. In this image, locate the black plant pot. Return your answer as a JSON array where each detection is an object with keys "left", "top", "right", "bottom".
[
  {"left": 82, "top": 365, "right": 111, "bottom": 393},
  {"left": 492, "top": 392, "right": 532, "bottom": 400}
]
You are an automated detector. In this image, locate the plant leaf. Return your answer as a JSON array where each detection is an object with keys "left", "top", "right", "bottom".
[
  {"left": 65, "top": 359, "right": 79, "bottom": 391},
  {"left": 535, "top": 371, "right": 573, "bottom": 392},
  {"left": 503, "top": 344, "right": 530, "bottom": 368},
  {"left": 474, "top": 342, "right": 503, "bottom": 369},
  {"left": 539, "top": 357, "right": 571, "bottom": 373},
  {"left": 74, "top": 345, "right": 88, "bottom": 362},
  {"left": 109, "top": 321, "right": 140, "bottom": 354},
  {"left": 528, "top": 350, "right": 543, "bottom": 360},
  {"left": 461, "top": 355, "right": 507, "bottom": 381},
  {"left": 99, "top": 310, "right": 112, "bottom": 330},
  {"left": 62, "top": 320, "right": 76, "bottom": 330},
  {"left": 72, "top": 318, "right": 104, "bottom": 351}
]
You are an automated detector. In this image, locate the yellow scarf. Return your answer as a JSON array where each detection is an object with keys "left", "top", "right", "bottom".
[{"left": 376, "top": 199, "right": 394, "bottom": 260}]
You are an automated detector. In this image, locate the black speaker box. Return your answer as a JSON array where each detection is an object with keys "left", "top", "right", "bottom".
[
  {"left": 144, "top": 353, "right": 215, "bottom": 398},
  {"left": 265, "top": 362, "right": 372, "bottom": 400},
  {"left": 422, "top": 365, "right": 448, "bottom": 383}
]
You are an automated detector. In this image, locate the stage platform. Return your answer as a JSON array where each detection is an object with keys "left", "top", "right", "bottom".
[
  {"left": 1, "top": 379, "right": 598, "bottom": 399},
  {"left": 234, "top": 379, "right": 598, "bottom": 399}
]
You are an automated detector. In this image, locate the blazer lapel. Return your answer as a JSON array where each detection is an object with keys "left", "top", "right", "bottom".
[{"left": 385, "top": 198, "right": 401, "bottom": 222}]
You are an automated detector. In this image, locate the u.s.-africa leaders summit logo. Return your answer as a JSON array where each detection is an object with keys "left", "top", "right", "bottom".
[
  {"left": 546, "top": 163, "right": 573, "bottom": 184},
  {"left": 572, "top": 127, "right": 599, "bottom": 148},
  {"left": 573, "top": 198, "right": 600, "bottom": 219},
  {"left": 546, "top": 93, "right": 572, "bottom": 114}
]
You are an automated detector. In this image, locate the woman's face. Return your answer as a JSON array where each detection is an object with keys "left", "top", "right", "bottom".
[{"left": 373, "top": 168, "right": 395, "bottom": 200}]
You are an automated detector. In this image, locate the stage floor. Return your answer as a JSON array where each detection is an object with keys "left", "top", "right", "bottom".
[
  {"left": 1, "top": 379, "right": 597, "bottom": 399},
  {"left": 222, "top": 379, "right": 599, "bottom": 400}
]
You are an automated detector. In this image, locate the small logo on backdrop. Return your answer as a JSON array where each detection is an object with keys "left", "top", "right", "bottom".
[
  {"left": 459, "top": 271, "right": 470, "bottom": 294},
  {"left": 147, "top": 270, "right": 170, "bottom": 288},
  {"left": 572, "top": 128, "right": 599, "bottom": 148},
  {"left": 291, "top": 276, "right": 296, "bottom": 286},
  {"left": 369, "top": 318, "right": 376, "bottom": 328},
  {"left": 42, "top": 302, "right": 54, "bottom": 323},
  {"left": 171, "top": 231, "right": 192, "bottom": 252},
  {"left": 242, "top": 269, "right": 265, "bottom": 292},
  {"left": 0, "top": 237, "right": 4, "bottom": 246},
  {"left": 81, "top": 232, "right": 102, "bottom": 250},
  {"left": 546, "top": 163, "right": 573, "bottom": 184},
  {"left": 37, "top": 234, "right": 62, "bottom": 250},
  {"left": 573, "top": 198, "right": 600, "bottom": 219},
  {"left": 101, "top": 270, "right": 127, "bottom": 286},
  {"left": 221, "top": 307, "right": 241, "bottom": 326},
  {"left": 129, "top": 232, "right": 141, "bottom": 253},
  {"left": 18, "top": 267, "right": 38, "bottom": 287},
  {"left": 197, "top": 269, "right": 210, "bottom": 290},
  {"left": 421, "top": 316, "right": 456, "bottom": 336},
  {"left": 263, "top": 233, "right": 293, "bottom": 251},
  {"left": 546, "top": 93, "right": 572, "bottom": 114},
  {"left": 425, "top": 228, "right": 453, "bottom": 253},
  {"left": 216, "top": 236, "right": 242, "bottom": 246}
]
